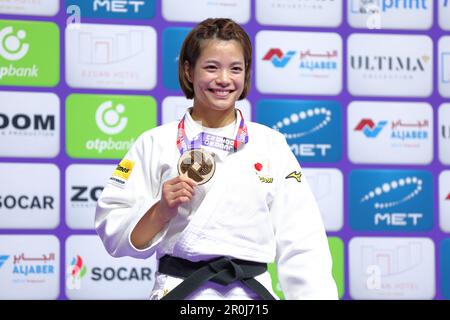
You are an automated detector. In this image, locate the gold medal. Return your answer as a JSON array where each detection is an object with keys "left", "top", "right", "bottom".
[{"left": 177, "top": 149, "right": 215, "bottom": 185}]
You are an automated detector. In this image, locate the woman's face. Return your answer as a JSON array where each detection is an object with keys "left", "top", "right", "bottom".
[{"left": 187, "top": 39, "right": 245, "bottom": 113}]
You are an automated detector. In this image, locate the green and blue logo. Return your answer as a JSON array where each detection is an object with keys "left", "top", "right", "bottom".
[
  {"left": 0, "top": 20, "right": 59, "bottom": 87},
  {"left": 66, "top": 94, "right": 157, "bottom": 159}
]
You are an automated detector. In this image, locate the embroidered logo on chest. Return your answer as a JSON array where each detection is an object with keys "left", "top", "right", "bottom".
[{"left": 254, "top": 161, "right": 273, "bottom": 184}]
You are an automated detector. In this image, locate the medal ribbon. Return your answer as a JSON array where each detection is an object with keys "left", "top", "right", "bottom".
[{"left": 176, "top": 109, "right": 248, "bottom": 155}]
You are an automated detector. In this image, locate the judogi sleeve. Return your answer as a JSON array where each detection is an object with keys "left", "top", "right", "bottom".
[
  {"left": 95, "top": 133, "right": 167, "bottom": 259},
  {"left": 270, "top": 134, "right": 338, "bottom": 300}
]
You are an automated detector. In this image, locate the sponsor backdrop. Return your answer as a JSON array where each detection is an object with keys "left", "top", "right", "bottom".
[{"left": 0, "top": 0, "right": 449, "bottom": 300}]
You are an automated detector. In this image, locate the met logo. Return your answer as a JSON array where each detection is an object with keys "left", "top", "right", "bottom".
[
  {"left": 349, "top": 170, "right": 433, "bottom": 231},
  {"left": 256, "top": 99, "right": 342, "bottom": 162},
  {"left": 262, "top": 49, "right": 296, "bottom": 68},
  {"left": 66, "top": 0, "right": 155, "bottom": 19},
  {"left": 93, "top": 0, "right": 145, "bottom": 13},
  {"left": 354, "top": 119, "right": 387, "bottom": 138}
]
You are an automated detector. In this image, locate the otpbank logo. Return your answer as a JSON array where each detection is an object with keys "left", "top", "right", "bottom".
[
  {"left": 256, "top": 99, "right": 342, "bottom": 162},
  {"left": 348, "top": 102, "right": 433, "bottom": 164},
  {"left": 66, "top": 255, "right": 87, "bottom": 290},
  {"left": 66, "top": 0, "right": 155, "bottom": 19},
  {"left": 163, "top": 27, "right": 191, "bottom": 90},
  {"left": 0, "top": 0, "right": 59, "bottom": 16},
  {"left": 349, "top": 170, "right": 433, "bottom": 231},
  {"left": 66, "top": 94, "right": 157, "bottom": 159},
  {"left": 348, "top": 0, "right": 432, "bottom": 30},
  {"left": 256, "top": 31, "right": 342, "bottom": 95},
  {"left": 0, "top": 20, "right": 59, "bottom": 87},
  {"left": 65, "top": 23, "right": 156, "bottom": 90}
]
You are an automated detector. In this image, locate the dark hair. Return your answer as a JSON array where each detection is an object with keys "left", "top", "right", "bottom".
[{"left": 178, "top": 18, "right": 252, "bottom": 100}]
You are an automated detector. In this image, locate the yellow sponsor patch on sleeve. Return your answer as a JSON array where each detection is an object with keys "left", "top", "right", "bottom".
[{"left": 110, "top": 159, "right": 135, "bottom": 187}]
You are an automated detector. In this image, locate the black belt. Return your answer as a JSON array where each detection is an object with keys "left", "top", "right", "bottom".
[{"left": 158, "top": 255, "right": 276, "bottom": 300}]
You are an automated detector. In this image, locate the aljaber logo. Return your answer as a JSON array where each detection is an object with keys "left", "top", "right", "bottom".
[
  {"left": 355, "top": 118, "right": 430, "bottom": 141},
  {"left": 0, "top": 255, "right": 8, "bottom": 269},
  {"left": 0, "top": 26, "right": 29, "bottom": 61},
  {"left": 256, "top": 99, "right": 341, "bottom": 162},
  {"left": 354, "top": 119, "right": 387, "bottom": 138},
  {"left": 66, "top": 0, "right": 155, "bottom": 19},
  {"left": 67, "top": 255, "right": 87, "bottom": 290},
  {"left": 263, "top": 48, "right": 338, "bottom": 71},
  {"left": 96, "top": 101, "right": 127, "bottom": 135},
  {"left": 299, "top": 49, "right": 338, "bottom": 72},
  {"left": 262, "top": 49, "right": 296, "bottom": 68},
  {"left": 349, "top": 170, "right": 433, "bottom": 231}
]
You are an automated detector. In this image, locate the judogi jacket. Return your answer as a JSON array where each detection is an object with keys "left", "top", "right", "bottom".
[{"left": 95, "top": 110, "right": 338, "bottom": 300}]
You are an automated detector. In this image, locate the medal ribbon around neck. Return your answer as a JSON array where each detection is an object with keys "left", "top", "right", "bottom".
[
  {"left": 176, "top": 109, "right": 249, "bottom": 155},
  {"left": 176, "top": 109, "right": 249, "bottom": 185}
]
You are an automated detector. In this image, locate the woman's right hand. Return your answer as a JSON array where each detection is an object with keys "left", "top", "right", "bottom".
[{"left": 156, "top": 174, "right": 197, "bottom": 223}]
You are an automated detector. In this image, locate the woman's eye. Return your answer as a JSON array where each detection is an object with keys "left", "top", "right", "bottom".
[{"left": 206, "top": 65, "right": 217, "bottom": 70}]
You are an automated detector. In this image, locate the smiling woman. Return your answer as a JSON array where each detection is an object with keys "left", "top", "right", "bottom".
[
  {"left": 186, "top": 39, "right": 245, "bottom": 128},
  {"left": 178, "top": 18, "right": 252, "bottom": 129},
  {"left": 95, "top": 18, "right": 337, "bottom": 301}
]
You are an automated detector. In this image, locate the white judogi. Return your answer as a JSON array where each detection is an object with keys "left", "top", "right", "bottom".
[{"left": 95, "top": 109, "right": 338, "bottom": 300}]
